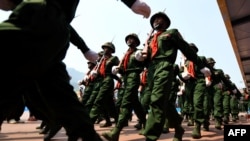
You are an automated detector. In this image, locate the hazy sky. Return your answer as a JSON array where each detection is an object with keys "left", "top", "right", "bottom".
[{"left": 0, "top": 0, "right": 245, "bottom": 88}]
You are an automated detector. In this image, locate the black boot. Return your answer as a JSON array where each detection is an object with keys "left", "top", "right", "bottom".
[
  {"left": 43, "top": 125, "right": 62, "bottom": 141},
  {"left": 134, "top": 122, "right": 142, "bottom": 130},
  {"left": 39, "top": 125, "right": 50, "bottom": 134},
  {"left": 173, "top": 125, "right": 185, "bottom": 141}
]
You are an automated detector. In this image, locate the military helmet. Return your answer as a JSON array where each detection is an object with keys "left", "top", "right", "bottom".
[
  {"left": 125, "top": 33, "right": 140, "bottom": 47},
  {"left": 102, "top": 42, "right": 115, "bottom": 53},
  {"left": 98, "top": 51, "right": 104, "bottom": 56},
  {"left": 206, "top": 57, "right": 216, "bottom": 64},
  {"left": 150, "top": 12, "right": 171, "bottom": 29},
  {"left": 189, "top": 43, "right": 199, "bottom": 53},
  {"left": 224, "top": 74, "right": 230, "bottom": 79}
]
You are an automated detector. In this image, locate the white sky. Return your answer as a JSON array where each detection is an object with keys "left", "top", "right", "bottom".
[{"left": 0, "top": 0, "right": 245, "bottom": 88}]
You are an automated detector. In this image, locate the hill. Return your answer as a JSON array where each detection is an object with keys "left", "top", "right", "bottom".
[{"left": 67, "top": 68, "right": 85, "bottom": 91}]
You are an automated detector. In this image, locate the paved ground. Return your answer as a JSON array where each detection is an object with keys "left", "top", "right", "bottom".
[{"left": 0, "top": 111, "right": 249, "bottom": 141}]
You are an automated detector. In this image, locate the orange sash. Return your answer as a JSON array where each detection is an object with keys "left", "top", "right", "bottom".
[{"left": 150, "top": 31, "right": 162, "bottom": 59}]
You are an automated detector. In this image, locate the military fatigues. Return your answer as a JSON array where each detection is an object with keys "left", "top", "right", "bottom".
[
  {"left": 182, "top": 60, "right": 196, "bottom": 126},
  {"left": 207, "top": 60, "right": 235, "bottom": 130},
  {"left": 102, "top": 33, "right": 147, "bottom": 141},
  {"left": 89, "top": 54, "right": 119, "bottom": 124},
  {"left": 114, "top": 78, "right": 125, "bottom": 117},
  {"left": 163, "top": 64, "right": 181, "bottom": 133},
  {"left": 143, "top": 29, "right": 206, "bottom": 141},
  {"left": 221, "top": 75, "right": 235, "bottom": 124},
  {"left": 117, "top": 49, "right": 146, "bottom": 126},
  {"left": 1, "top": 0, "right": 102, "bottom": 140}
]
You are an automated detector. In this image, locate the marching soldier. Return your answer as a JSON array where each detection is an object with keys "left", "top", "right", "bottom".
[
  {"left": 206, "top": 57, "right": 237, "bottom": 130},
  {"left": 79, "top": 61, "right": 97, "bottom": 105},
  {"left": 134, "top": 12, "right": 211, "bottom": 141},
  {"left": 89, "top": 42, "right": 119, "bottom": 127},
  {"left": 102, "top": 33, "right": 147, "bottom": 141}
]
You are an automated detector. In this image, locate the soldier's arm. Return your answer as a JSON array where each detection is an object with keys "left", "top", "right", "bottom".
[
  {"left": 170, "top": 29, "right": 205, "bottom": 69},
  {"left": 69, "top": 25, "right": 90, "bottom": 53},
  {"left": 47, "top": 0, "right": 79, "bottom": 23}
]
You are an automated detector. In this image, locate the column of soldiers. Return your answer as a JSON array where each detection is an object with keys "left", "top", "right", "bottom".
[
  {"left": 78, "top": 12, "right": 212, "bottom": 141},
  {"left": 76, "top": 11, "right": 248, "bottom": 141},
  {"left": 1, "top": 1, "right": 248, "bottom": 141}
]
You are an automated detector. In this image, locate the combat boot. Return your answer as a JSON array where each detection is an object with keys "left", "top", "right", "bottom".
[
  {"left": 102, "top": 127, "right": 120, "bottom": 141},
  {"left": 173, "top": 125, "right": 185, "bottom": 141},
  {"left": 215, "top": 118, "right": 222, "bottom": 130},
  {"left": 223, "top": 116, "right": 229, "bottom": 124},
  {"left": 232, "top": 114, "right": 237, "bottom": 122},
  {"left": 191, "top": 123, "right": 201, "bottom": 139},
  {"left": 134, "top": 122, "right": 142, "bottom": 130},
  {"left": 202, "top": 121, "right": 210, "bottom": 131},
  {"left": 187, "top": 119, "right": 194, "bottom": 126}
]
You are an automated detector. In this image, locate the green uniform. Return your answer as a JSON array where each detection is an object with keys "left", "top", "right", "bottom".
[
  {"left": 89, "top": 56, "right": 119, "bottom": 123},
  {"left": 0, "top": 0, "right": 102, "bottom": 140},
  {"left": 207, "top": 68, "right": 235, "bottom": 129},
  {"left": 115, "top": 49, "right": 146, "bottom": 129},
  {"left": 143, "top": 29, "right": 205, "bottom": 141},
  {"left": 84, "top": 77, "right": 103, "bottom": 114},
  {"left": 222, "top": 78, "right": 236, "bottom": 123},
  {"left": 114, "top": 78, "right": 125, "bottom": 116},
  {"left": 81, "top": 75, "right": 96, "bottom": 106},
  {"left": 163, "top": 64, "right": 181, "bottom": 132},
  {"left": 102, "top": 48, "right": 147, "bottom": 141}
]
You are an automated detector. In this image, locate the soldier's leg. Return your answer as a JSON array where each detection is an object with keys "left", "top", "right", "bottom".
[{"left": 213, "top": 86, "right": 223, "bottom": 130}]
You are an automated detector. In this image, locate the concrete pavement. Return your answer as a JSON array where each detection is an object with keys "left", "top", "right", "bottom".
[{"left": 0, "top": 111, "right": 249, "bottom": 141}]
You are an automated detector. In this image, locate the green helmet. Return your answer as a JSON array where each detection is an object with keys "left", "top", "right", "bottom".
[
  {"left": 150, "top": 12, "right": 171, "bottom": 29},
  {"left": 206, "top": 57, "right": 216, "bottom": 64},
  {"left": 102, "top": 42, "right": 115, "bottom": 53},
  {"left": 125, "top": 33, "right": 140, "bottom": 47},
  {"left": 189, "top": 43, "right": 199, "bottom": 53},
  {"left": 224, "top": 74, "right": 230, "bottom": 79},
  {"left": 98, "top": 51, "right": 104, "bottom": 56}
]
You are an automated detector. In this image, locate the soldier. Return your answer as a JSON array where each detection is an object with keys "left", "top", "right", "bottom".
[
  {"left": 162, "top": 64, "right": 182, "bottom": 134},
  {"left": 0, "top": 0, "right": 104, "bottom": 140},
  {"left": 79, "top": 61, "right": 97, "bottom": 106},
  {"left": 206, "top": 57, "right": 237, "bottom": 130},
  {"left": 134, "top": 12, "right": 211, "bottom": 141},
  {"left": 89, "top": 42, "right": 119, "bottom": 127},
  {"left": 135, "top": 67, "right": 149, "bottom": 130},
  {"left": 102, "top": 33, "right": 147, "bottom": 141}
]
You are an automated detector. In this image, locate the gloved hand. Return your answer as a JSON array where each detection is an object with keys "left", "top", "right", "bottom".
[
  {"left": 90, "top": 70, "right": 98, "bottom": 78},
  {"left": 131, "top": 0, "right": 151, "bottom": 18},
  {"left": 135, "top": 50, "right": 145, "bottom": 61},
  {"left": 181, "top": 72, "right": 191, "bottom": 80},
  {"left": 112, "top": 66, "right": 119, "bottom": 75},
  {"left": 83, "top": 75, "right": 89, "bottom": 82},
  {"left": 200, "top": 67, "right": 211, "bottom": 77},
  {"left": 84, "top": 49, "right": 98, "bottom": 63},
  {"left": 77, "top": 80, "right": 83, "bottom": 85}
]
